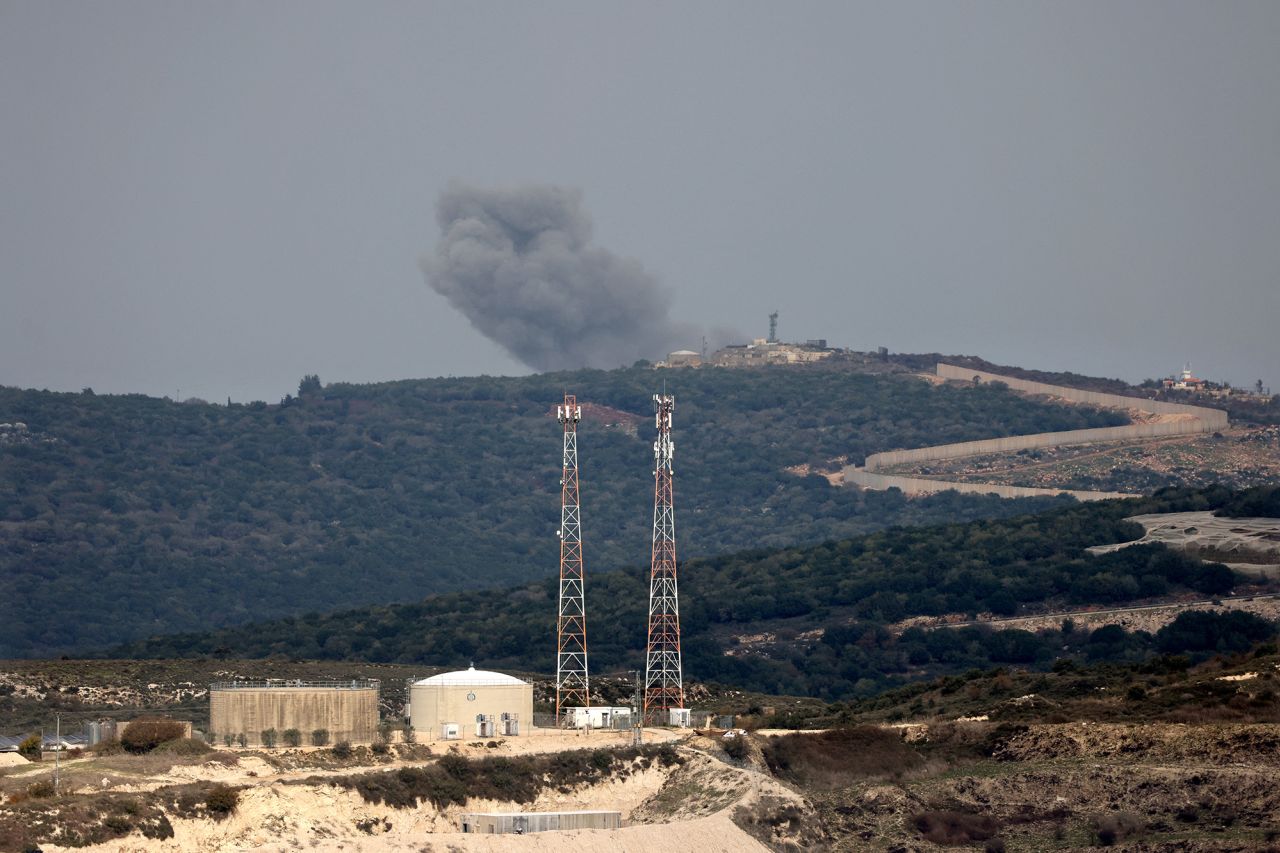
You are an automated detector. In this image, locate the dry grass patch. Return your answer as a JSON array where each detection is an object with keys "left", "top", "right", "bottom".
[{"left": 762, "top": 727, "right": 924, "bottom": 788}]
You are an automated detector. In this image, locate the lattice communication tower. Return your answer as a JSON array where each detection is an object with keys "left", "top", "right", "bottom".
[
  {"left": 555, "top": 395, "right": 589, "bottom": 718},
  {"left": 643, "top": 392, "right": 684, "bottom": 721}
]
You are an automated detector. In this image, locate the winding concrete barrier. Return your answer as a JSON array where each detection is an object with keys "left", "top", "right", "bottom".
[
  {"left": 935, "top": 363, "right": 1229, "bottom": 426},
  {"left": 841, "top": 364, "right": 1227, "bottom": 501}
]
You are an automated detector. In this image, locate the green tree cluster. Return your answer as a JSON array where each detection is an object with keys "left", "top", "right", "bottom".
[
  {"left": 1, "top": 364, "right": 1112, "bottom": 657},
  {"left": 112, "top": 487, "right": 1275, "bottom": 700}
]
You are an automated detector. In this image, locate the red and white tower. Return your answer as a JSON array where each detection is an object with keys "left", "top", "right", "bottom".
[
  {"left": 643, "top": 392, "right": 684, "bottom": 722},
  {"left": 555, "top": 395, "right": 589, "bottom": 719}
]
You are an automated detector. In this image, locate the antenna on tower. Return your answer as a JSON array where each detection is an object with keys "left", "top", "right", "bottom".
[
  {"left": 768, "top": 311, "right": 778, "bottom": 343},
  {"left": 643, "top": 391, "right": 684, "bottom": 724},
  {"left": 555, "top": 394, "right": 589, "bottom": 720}
]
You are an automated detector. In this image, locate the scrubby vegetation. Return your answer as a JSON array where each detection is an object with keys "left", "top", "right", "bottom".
[
  {"left": 152, "top": 737, "right": 213, "bottom": 757},
  {"left": 16, "top": 735, "right": 40, "bottom": 761},
  {"left": 203, "top": 784, "right": 239, "bottom": 818},
  {"left": 741, "top": 632, "right": 1280, "bottom": 730},
  {"left": 120, "top": 719, "right": 189, "bottom": 754},
  {"left": 913, "top": 810, "right": 1000, "bottom": 845},
  {"left": 1216, "top": 484, "right": 1280, "bottom": 518},
  {"left": 0, "top": 364, "right": 1116, "bottom": 657},
  {"left": 114, "top": 487, "right": 1280, "bottom": 700},
  {"left": 762, "top": 727, "right": 923, "bottom": 787},
  {"left": 320, "top": 744, "right": 682, "bottom": 809},
  {"left": 0, "top": 782, "right": 237, "bottom": 850}
]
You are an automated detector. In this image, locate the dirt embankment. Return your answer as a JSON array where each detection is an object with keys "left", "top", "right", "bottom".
[{"left": 19, "top": 736, "right": 806, "bottom": 853}]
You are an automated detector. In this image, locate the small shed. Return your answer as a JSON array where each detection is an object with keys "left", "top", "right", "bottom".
[
  {"left": 461, "top": 810, "right": 622, "bottom": 834},
  {"left": 564, "top": 706, "right": 632, "bottom": 729}
]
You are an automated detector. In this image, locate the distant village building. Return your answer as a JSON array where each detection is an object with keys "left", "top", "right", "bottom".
[
  {"left": 655, "top": 312, "right": 839, "bottom": 369},
  {"left": 1164, "top": 366, "right": 1207, "bottom": 391},
  {"left": 1159, "top": 364, "right": 1272, "bottom": 402},
  {"left": 708, "top": 338, "right": 834, "bottom": 367},
  {"left": 664, "top": 349, "right": 703, "bottom": 367}
]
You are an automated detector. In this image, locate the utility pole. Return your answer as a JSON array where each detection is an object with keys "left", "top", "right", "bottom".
[
  {"left": 555, "top": 395, "right": 590, "bottom": 721},
  {"left": 643, "top": 392, "right": 684, "bottom": 724},
  {"left": 629, "top": 670, "right": 643, "bottom": 745},
  {"left": 54, "top": 713, "right": 60, "bottom": 794}
]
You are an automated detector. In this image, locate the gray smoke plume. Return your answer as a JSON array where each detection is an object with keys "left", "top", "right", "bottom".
[{"left": 422, "top": 183, "right": 703, "bottom": 371}]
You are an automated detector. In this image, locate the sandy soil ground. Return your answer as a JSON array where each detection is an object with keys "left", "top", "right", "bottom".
[{"left": 36, "top": 733, "right": 785, "bottom": 853}]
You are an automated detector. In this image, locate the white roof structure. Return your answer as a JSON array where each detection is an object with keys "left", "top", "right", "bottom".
[{"left": 415, "top": 665, "right": 527, "bottom": 687}]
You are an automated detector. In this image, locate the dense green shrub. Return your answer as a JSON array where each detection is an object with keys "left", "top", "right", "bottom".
[
  {"left": 17, "top": 734, "right": 41, "bottom": 761},
  {"left": 121, "top": 720, "right": 187, "bottom": 754},
  {"left": 153, "top": 738, "right": 212, "bottom": 756},
  {"left": 311, "top": 729, "right": 330, "bottom": 746},
  {"left": 282, "top": 729, "right": 301, "bottom": 747},
  {"left": 1156, "top": 610, "right": 1277, "bottom": 654},
  {"left": 204, "top": 785, "right": 239, "bottom": 817},
  {"left": 722, "top": 734, "right": 750, "bottom": 760}
]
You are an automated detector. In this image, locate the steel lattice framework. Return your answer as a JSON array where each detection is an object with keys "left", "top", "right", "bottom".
[
  {"left": 555, "top": 395, "right": 589, "bottom": 718},
  {"left": 643, "top": 393, "right": 684, "bottom": 722}
]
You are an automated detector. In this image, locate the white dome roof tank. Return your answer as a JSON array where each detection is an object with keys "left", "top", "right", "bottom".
[{"left": 414, "top": 665, "right": 527, "bottom": 687}]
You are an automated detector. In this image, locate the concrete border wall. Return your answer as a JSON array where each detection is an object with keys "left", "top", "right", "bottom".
[
  {"left": 841, "top": 364, "right": 1228, "bottom": 500},
  {"left": 864, "top": 420, "right": 1217, "bottom": 472},
  {"left": 843, "top": 469, "right": 1136, "bottom": 502},
  {"left": 936, "top": 363, "right": 1229, "bottom": 426},
  {"left": 861, "top": 364, "right": 1228, "bottom": 472}
]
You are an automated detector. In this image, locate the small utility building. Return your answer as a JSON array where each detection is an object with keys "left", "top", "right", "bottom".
[{"left": 408, "top": 666, "right": 533, "bottom": 740}]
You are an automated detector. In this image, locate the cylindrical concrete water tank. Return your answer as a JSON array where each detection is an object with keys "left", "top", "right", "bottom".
[
  {"left": 409, "top": 666, "right": 533, "bottom": 740},
  {"left": 209, "top": 680, "right": 379, "bottom": 746}
]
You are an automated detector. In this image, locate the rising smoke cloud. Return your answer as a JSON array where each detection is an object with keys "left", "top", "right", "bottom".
[{"left": 422, "top": 182, "right": 703, "bottom": 372}]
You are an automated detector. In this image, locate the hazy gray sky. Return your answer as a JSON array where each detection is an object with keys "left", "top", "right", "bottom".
[{"left": 2, "top": 1, "right": 1277, "bottom": 402}]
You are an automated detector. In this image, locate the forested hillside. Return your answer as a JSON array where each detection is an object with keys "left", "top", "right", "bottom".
[
  {"left": 0, "top": 365, "right": 1124, "bottom": 657},
  {"left": 111, "top": 487, "right": 1270, "bottom": 700}
]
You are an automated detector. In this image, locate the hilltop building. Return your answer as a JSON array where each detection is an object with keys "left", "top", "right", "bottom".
[
  {"left": 655, "top": 313, "right": 838, "bottom": 368},
  {"left": 707, "top": 338, "right": 834, "bottom": 367},
  {"left": 1164, "top": 366, "right": 1207, "bottom": 391},
  {"left": 1159, "top": 365, "right": 1273, "bottom": 401},
  {"left": 665, "top": 349, "right": 703, "bottom": 367}
]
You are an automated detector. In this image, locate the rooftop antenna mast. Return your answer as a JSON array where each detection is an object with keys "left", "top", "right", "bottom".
[
  {"left": 768, "top": 311, "right": 779, "bottom": 343},
  {"left": 643, "top": 391, "right": 683, "bottom": 723},
  {"left": 555, "top": 394, "right": 589, "bottom": 719}
]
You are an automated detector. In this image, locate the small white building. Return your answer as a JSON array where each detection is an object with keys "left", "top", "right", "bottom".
[{"left": 564, "top": 706, "right": 632, "bottom": 729}]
